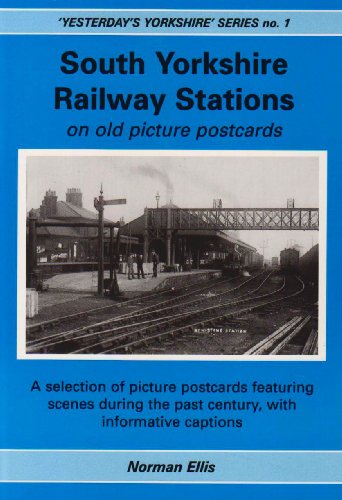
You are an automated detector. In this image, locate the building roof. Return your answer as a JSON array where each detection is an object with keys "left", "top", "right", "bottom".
[
  {"left": 30, "top": 201, "right": 113, "bottom": 223},
  {"left": 120, "top": 214, "right": 145, "bottom": 235},
  {"left": 55, "top": 201, "right": 98, "bottom": 220},
  {"left": 177, "top": 229, "right": 256, "bottom": 251},
  {"left": 161, "top": 202, "right": 178, "bottom": 208}
]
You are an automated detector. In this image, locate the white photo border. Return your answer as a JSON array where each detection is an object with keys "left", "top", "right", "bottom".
[{"left": 17, "top": 149, "right": 327, "bottom": 361}]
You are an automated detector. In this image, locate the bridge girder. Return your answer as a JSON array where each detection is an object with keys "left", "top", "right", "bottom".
[{"left": 146, "top": 208, "right": 319, "bottom": 231}]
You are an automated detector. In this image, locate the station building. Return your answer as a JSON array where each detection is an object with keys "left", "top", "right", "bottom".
[
  {"left": 28, "top": 191, "right": 259, "bottom": 276},
  {"left": 120, "top": 202, "right": 257, "bottom": 270},
  {"left": 28, "top": 188, "right": 138, "bottom": 265}
]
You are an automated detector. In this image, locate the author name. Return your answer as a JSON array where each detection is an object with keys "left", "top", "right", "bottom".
[{"left": 127, "top": 460, "right": 215, "bottom": 473}]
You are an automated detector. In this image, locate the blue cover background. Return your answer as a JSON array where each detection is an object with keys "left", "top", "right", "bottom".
[
  {"left": 1, "top": 484, "right": 342, "bottom": 499},
  {"left": 1, "top": 1, "right": 342, "bottom": 9},
  {"left": 0, "top": 3, "right": 341, "bottom": 497}
]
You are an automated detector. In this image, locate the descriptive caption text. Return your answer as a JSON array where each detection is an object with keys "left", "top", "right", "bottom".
[{"left": 30, "top": 379, "right": 314, "bottom": 430}]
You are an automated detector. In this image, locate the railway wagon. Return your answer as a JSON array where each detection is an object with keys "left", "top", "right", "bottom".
[
  {"left": 271, "top": 256, "right": 279, "bottom": 268},
  {"left": 299, "top": 244, "right": 318, "bottom": 287},
  {"left": 244, "top": 251, "right": 264, "bottom": 272},
  {"left": 221, "top": 251, "right": 243, "bottom": 276},
  {"left": 280, "top": 248, "right": 299, "bottom": 274}
]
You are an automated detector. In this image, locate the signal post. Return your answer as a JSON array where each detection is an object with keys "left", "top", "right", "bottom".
[{"left": 94, "top": 185, "right": 126, "bottom": 297}]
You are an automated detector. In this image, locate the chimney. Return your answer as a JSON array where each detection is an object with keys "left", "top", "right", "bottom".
[
  {"left": 41, "top": 189, "right": 57, "bottom": 218},
  {"left": 66, "top": 188, "right": 83, "bottom": 208},
  {"left": 39, "top": 201, "right": 47, "bottom": 219}
]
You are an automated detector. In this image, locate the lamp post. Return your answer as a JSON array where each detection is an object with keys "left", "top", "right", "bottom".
[{"left": 156, "top": 192, "right": 160, "bottom": 209}]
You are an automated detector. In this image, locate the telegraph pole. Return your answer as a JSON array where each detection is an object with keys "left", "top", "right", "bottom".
[
  {"left": 259, "top": 239, "right": 269, "bottom": 261},
  {"left": 94, "top": 185, "right": 126, "bottom": 297}
]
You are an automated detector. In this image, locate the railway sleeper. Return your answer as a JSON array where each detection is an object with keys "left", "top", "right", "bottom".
[
  {"left": 82, "top": 337, "right": 98, "bottom": 346},
  {"left": 245, "top": 316, "right": 302, "bottom": 355},
  {"left": 101, "top": 334, "right": 122, "bottom": 346},
  {"left": 269, "top": 316, "right": 312, "bottom": 355},
  {"left": 302, "top": 329, "right": 318, "bottom": 355},
  {"left": 99, "top": 340, "right": 113, "bottom": 349}
]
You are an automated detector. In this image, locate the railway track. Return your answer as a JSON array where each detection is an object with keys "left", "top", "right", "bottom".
[
  {"left": 245, "top": 314, "right": 313, "bottom": 355},
  {"left": 27, "top": 273, "right": 236, "bottom": 336},
  {"left": 27, "top": 271, "right": 269, "bottom": 354},
  {"left": 103, "top": 276, "right": 305, "bottom": 355},
  {"left": 27, "top": 273, "right": 314, "bottom": 356}
]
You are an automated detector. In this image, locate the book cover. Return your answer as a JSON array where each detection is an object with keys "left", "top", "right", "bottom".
[{"left": 0, "top": 1, "right": 341, "bottom": 498}]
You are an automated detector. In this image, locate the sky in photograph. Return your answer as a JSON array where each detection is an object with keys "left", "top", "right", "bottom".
[{"left": 27, "top": 154, "right": 320, "bottom": 259}]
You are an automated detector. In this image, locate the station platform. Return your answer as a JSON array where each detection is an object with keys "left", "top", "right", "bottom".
[
  {"left": 27, "top": 269, "right": 222, "bottom": 324},
  {"left": 43, "top": 269, "right": 222, "bottom": 294}
]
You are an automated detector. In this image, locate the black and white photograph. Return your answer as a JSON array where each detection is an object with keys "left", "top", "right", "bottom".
[{"left": 19, "top": 150, "right": 326, "bottom": 359}]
